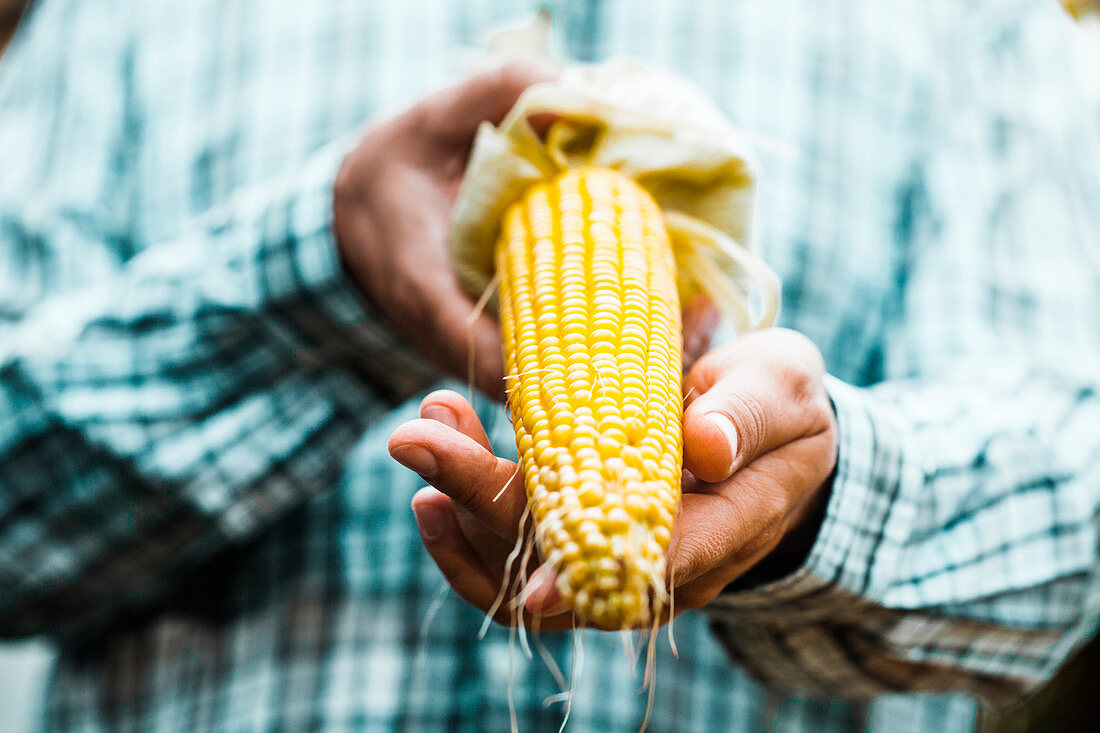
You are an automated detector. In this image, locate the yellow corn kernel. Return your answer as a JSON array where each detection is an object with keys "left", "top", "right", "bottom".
[{"left": 496, "top": 166, "right": 682, "bottom": 629}]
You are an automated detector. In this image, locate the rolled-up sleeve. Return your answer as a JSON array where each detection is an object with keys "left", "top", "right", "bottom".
[
  {"left": 0, "top": 137, "right": 440, "bottom": 639},
  {"left": 706, "top": 0, "right": 1100, "bottom": 705}
]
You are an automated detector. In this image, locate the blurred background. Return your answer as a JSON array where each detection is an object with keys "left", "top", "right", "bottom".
[
  {"left": 1, "top": 2, "right": 52, "bottom": 730},
  {"left": 0, "top": 641, "right": 52, "bottom": 733},
  {"left": 0, "top": 0, "right": 1096, "bottom": 731}
]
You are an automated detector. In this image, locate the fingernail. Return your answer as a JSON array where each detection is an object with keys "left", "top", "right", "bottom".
[
  {"left": 526, "top": 566, "right": 569, "bottom": 615},
  {"left": 392, "top": 445, "right": 438, "bottom": 478},
  {"left": 707, "top": 412, "right": 739, "bottom": 473},
  {"left": 421, "top": 404, "right": 459, "bottom": 430},
  {"left": 539, "top": 592, "right": 569, "bottom": 616},
  {"left": 413, "top": 501, "right": 447, "bottom": 540}
]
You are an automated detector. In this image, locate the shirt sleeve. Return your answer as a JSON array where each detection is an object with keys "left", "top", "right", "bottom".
[
  {"left": 0, "top": 137, "right": 442, "bottom": 639},
  {"left": 706, "top": 1, "right": 1100, "bottom": 705}
]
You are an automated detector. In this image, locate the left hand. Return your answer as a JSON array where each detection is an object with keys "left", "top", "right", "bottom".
[
  {"left": 388, "top": 328, "right": 838, "bottom": 630},
  {"left": 334, "top": 61, "right": 556, "bottom": 399}
]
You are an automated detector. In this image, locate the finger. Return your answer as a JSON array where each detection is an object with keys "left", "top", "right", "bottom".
[
  {"left": 670, "top": 436, "right": 833, "bottom": 592},
  {"left": 684, "top": 328, "right": 826, "bottom": 398},
  {"left": 682, "top": 329, "right": 828, "bottom": 483},
  {"left": 388, "top": 418, "right": 525, "bottom": 540},
  {"left": 419, "top": 389, "right": 493, "bottom": 451},
  {"left": 412, "top": 486, "right": 504, "bottom": 609},
  {"left": 417, "top": 387, "right": 515, "bottom": 560},
  {"left": 523, "top": 563, "right": 569, "bottom": 616},
  {"left": 673, "top": 556, "right": 769, "bottom": 614},
  {"left": 412, "top": 488, "right": 576, "bottom": 631},
  {"left": 416, "top": 390, "right": 519, "bottom": 571},
  {"left": 681, "top": 294, "right": 721, "bottom": 373},
  {"left": 418, "top": 60, "right": 558, "bottom": 142}
]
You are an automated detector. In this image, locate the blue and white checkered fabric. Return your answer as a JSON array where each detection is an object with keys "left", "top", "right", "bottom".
[{"left": 1, "top": 0, "right": 1099, "bottom": 731}]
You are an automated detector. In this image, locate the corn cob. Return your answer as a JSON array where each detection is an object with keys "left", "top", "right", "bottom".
[{"left": 496, "top": 166, "right": 682, "bottom": 630}]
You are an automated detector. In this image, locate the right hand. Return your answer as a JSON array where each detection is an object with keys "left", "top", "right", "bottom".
[
  {"left": 388, "top": 329, "right": 836, "bottom": 631},
  {"left": 334, "top": 62, "right": 555, "bottom": 398}
]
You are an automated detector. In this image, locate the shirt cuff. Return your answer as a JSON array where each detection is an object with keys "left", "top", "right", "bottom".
[
  {"left": 256, "top": 135, "right": 443, "bottom": 403},
  {"left": 706, "top": 375, "right": 917, "bottom": 621}
]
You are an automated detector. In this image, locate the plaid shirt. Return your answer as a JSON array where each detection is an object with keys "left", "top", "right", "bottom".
[{"left": 2, "top": 0, "right": 1099, "bottom": 731}]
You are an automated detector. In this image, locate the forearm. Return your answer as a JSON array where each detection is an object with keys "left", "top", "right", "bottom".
[
  {"left": 0, "top": 140, "right": 439, "bottom": 638},
  {"left": 701, "top": 0, "right": 1100, "bottom": 702},
  {"left": 706, "top": 365, "right": 1100, "bottom": 703}
]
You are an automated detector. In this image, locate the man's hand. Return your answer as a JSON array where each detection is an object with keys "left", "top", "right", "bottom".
[
  {"left": 387, "top": 328, "right": 838, "bottom": 630},
  {"left": 334, "top": 62, "right": 554, "bottom": 398}
]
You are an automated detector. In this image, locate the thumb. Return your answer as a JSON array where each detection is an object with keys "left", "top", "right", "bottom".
[
  {"left": 417, "top": 60, "right": 558, "bottom": 142},
  {"left": 681, "top": 373, "right": 756, "bottom": 484},
  {"left": 682, "top": 331, "right": 828, "bottom": 484}
]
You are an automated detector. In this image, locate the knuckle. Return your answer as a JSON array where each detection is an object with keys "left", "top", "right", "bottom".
[{"left": 784, "top": 364, "right": 818, "bottom": 405}]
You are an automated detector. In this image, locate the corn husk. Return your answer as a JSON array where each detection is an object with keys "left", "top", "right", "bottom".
[{"left": 449, "top": 61, "right": 780, "bottom": 335}]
